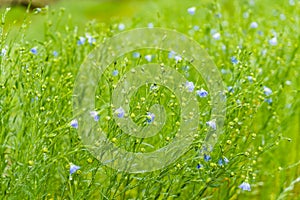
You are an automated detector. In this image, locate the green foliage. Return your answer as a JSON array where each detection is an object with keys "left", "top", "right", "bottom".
[{"left": 0, "top": 0, "right": 299, "bottom": 199}]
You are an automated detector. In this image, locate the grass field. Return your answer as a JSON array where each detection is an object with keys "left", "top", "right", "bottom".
[{"left": 0, "top": 0, "right": 299, "bottom": 199}]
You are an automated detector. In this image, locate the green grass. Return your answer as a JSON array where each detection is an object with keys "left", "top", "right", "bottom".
[{"left": 0, "top": 0, "right": 299, "bottom": 199}]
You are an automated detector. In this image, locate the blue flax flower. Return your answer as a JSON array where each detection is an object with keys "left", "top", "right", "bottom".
[
  {"left": 146, "top": 112, "right": 155, "bottom": 124},
  {"left": 115, "top": 107, "right": 125, "bottom": 118},
  {"left": 90, "top": 111, "right": 100, "bottom": 121},
  {"left": 206, "top": 120, "right": 216, "bottom": 130},
  {"left": 263, "top": 86, "right": 272, "bottom": 96},
  {"left": 77, "top": 36, "right": 86, "bottom": 45},
  {"left": 112, "top": 70, "right": 119, "bottom": 76},
  {"left": 218, "top": 157, "right": 229, "bottom": 166},
  {"left": 204, "top": 154, "right": 211, "bottom": 162},
  {"left": 239, "top": 182, "right": 251, "bottom": 191},
  {"left": 196, "top": 164, "right": 202, "bottom": 169},
  {"left": 30, "top": 47, "right": 38, "bottom": 55},
  {"left": 187, "top": 7, "right": 196, "bottom": 15},
  {"left": 185, "top": 81, "right": 195, "bottom": 92},
  {"left": 196, "top": 89, "right": 208, "bottom": 98},
  {"left": 70, "top": 119, "right": 78, "bottom": 129},
  {"left": 145, "top": 55, "right": 152, "bottom": 62},
  {"left": 70, "top": 164, "right": 80, "bottom": 175},
  {"left": 132, "top": 52, "right": 140, "bottom": 58},
  {"left": 231, "top": 56, "right": 238, "bottom": 64}
]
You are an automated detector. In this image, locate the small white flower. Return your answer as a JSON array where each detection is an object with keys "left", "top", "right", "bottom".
[{"left": 285, "top": 80, "right": 292, "bottom": 85}]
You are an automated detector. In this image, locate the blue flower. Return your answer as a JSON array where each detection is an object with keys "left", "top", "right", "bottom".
[
  {"left": 185, "top": 81, "right": 195, "bottom": 92},
  {"left": 86, "top": 34, "right": 96, "bottom": 45},
  {"left": 182, "top": 65, "right": 190, "bottom": 71},
  {"left": 239, "top": 182, "right": 251, "bottom": 191},
  {"left": 30, "top": 47, "right": 38, "bottom": 55},
  {"left": 223, "top": 157, "right": 229, "bottom": 164},
  {"left": 168, "top": 50, "right": 176, "bottom": 59},
  {"left": 212, "top": 32, "right": 221, "bottom": 40},
  {"left": 148, "top": 23, "right": 154, "bottom": 28},
  {"left": 250, "top": 22, "right": 258, "bottom": 29},
  {"left": 118, "top": 23, "right": 125, "bottom": 31},
  {"left": 70, "top": 164, "right": 80, "bottom": 175},
  {"left": 231, "top": 56, "right": 238, "bottom": 64},
  {"left": 53, "top": 51, "right": 58, "bottom": 57},
  {"left": 168, "top": 51, "right": 182, "bottom": 62},
  {"left": 204, "top": 154, "right": 211, "bottom": 162},
  {"left": 221, "top": 69, "right": 227, "bottom": 74},
  {"left": 218, "top": 157, "right": 229, "bottom": 166},
  {"left": 196, "top": 164, "right": 202, "bottom": 169},
  {"left": 196, "top": 89, "right": 208, "bottom": 98},
  {"left": 243, "top": 12, "right": 249, "bottom": 19},
  {"left": 115, "top": 107, "right": 125, "bottom": 118},
  {"left": 150, "top": 84, "right": 158, "bottom": 91},
  {"left": 187, "top": 7, "right": 196, "bottom": 15},
  {"left": 269, "top": 37, "right": 277, "bottom": 46},
  {"left": 90, "top": 111, "right": 100, "bottom": 122},
  {"left": 247, "top": 76, "right": 253, "bottom": 83},
  {"left": 77, "top": 36, "right": 86, "bottom": 45},
  {"left": 112, "top": 70, "right": 119, "bottom": 76},
  {"left": 145, "top": 55, "right": 152, "bottom": 62},
  {"left": 228, "top": 86, "right": 234, "bottom": 93},
  {"left": 206, "top": 120, "right": 216, "bottom": 130},
  {"left": 265, "top": 98, "right": 273, "bottom": 104},
  {"left": 218, "top": 158, "right": 223, "bottom": 166},
  {"left": 289, "top": 0, "right": 295, "bottom": 6},
  {"left": 193, "top": 25, "right": 199, "bottom": 31},
  {"left": 146, "top": 112, "right": 155, "bottom": 124},
  {"left": 1, "top": 48, "right": 7, "bottom": 56},
  {"left": 70, "top": 119, "right": 78, "bottom": 129},
  {"left": 263, "top": 86, "right": 272, "bottom": 96},
  {"left": 215, "top": 13, "right": 222, "bottom": 18},
  {"left": 280, "top": 14, "right": 286, "bottom": 21},
  {"left": 174, "top": 55, "right": 182, "bottom": 63},
  {"left": 132, "top": 52, "right": 140, "bottom": 58}
]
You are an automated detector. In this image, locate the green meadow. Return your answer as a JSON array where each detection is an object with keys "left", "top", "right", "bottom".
[{"left": 0, "top": 0, "right": 299, "bottom": 199}]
